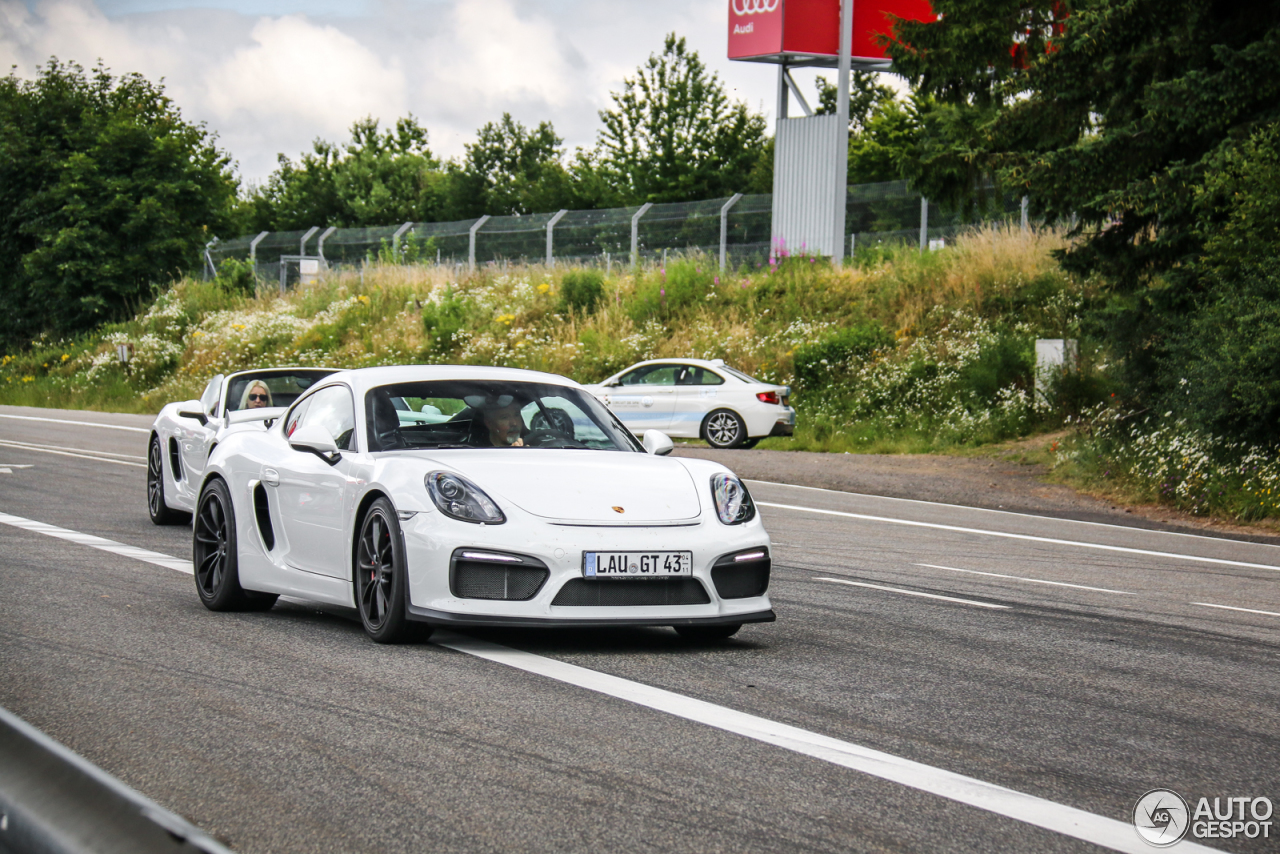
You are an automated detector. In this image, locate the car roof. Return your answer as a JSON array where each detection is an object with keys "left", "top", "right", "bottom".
[{"left": 314, "top": 365, "right": 584, "bottom": 396}]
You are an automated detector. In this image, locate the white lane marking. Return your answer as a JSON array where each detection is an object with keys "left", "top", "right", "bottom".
[
  {"left": 0, "top": 438, "right": 145, "bottom": 461},
  {"left": 0, "top": 412, "right": 150, "bottom": 433},
  {"left": 915, "top": 563, "right": 1136, "bottom": 596},
  {"left": 747, "top": 477, "right": 1280, "bottom": 550},
  {"left": 814, "top": 576, "right": 1010, "bottom": 609},
  {"left": 436, "top": 632, "right": 1211, "bottom": 854},
  {"left": 0, "top": 510, "right": 1221, "bottom": 854},
  {"left": 0, "top": 512, "right": 192, "bottom": 573},
  {"left": 0, "top": 465, "right": 33, "bottom": 474},
  {"left": 0, "top": 440, "right": 146, "bottom": 468},
  {"left": 758, "top": 501, "right": 1280, "bottom": 573},
  {"left": 1192, "top": 602, "right": 1280, "bottom": 619}
]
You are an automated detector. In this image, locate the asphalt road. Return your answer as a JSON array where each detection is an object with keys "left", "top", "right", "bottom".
[{"left": 2, "top": 405, "right": 1278, "bottom": 854}]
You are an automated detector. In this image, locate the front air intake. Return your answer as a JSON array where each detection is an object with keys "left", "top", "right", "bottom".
[
  {"left": 450, "top": 550, "right": 549, "bottom": 601},
  {"left": 551, "top": 578, "right": 711, "bottom": 607},
  {"left": 710, "top": 548, "right": 771, "bottom": 599}
]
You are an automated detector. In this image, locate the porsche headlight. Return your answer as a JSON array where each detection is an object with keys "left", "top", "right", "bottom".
[
  {"left": 710, "top": 473, "right": 755, "bottom": 525},
  {"left": 425, "top": 471, "right": 506, "bottom": 524}
]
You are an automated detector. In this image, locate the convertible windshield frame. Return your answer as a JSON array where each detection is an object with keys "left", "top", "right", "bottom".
[{"left": 365, "top": 380, "right": 645, "bottom": 453}]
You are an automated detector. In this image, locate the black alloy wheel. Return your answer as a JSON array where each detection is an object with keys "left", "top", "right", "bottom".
[
  {"left": 193, "top": 479, "right": 276, "bottom": 611},
  {"left": 703, "top": 409, "right": 748, "bottom": 449},
  {"left": 147, "top": 436, "right": 189, "bottom": 525},
  {"left": 674, "top": 623, "right": 742, "bottom": 642},
  {"left": 355, "top": 498, "right": 424, "bottom": 643}
]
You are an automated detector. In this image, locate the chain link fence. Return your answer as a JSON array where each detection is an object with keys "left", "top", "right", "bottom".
[{"left": 206, "top": 180, "right": 1025, "bottom": 287}]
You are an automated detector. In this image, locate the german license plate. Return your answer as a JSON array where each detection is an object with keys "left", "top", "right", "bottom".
[{"left": 584, "top": 551, "right": 692, "bottom": 578}]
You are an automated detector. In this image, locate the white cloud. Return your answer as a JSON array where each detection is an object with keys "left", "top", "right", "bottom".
[{"left": 1, "top": 0, "right": 890, "bottom": 185}]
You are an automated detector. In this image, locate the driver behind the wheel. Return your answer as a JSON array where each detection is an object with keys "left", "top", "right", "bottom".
[{"left": 481, "top": 399, "right": 526, "bottom": 447}]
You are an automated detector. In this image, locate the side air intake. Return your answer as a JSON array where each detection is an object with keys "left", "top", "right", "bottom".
[{"left": 253, "top": 483, "right": 276, "bottom": 551}]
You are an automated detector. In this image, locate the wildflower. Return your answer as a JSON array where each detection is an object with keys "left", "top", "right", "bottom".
[
  {"left": 537, "top": 283, "right": 550, "bottom": 294},
  {"left": 61, "top": 354, "right": 69, "bottom": 362},
  {"left": 714, "top": 277, "right": 720, "bottom": 285},
  {"left": 22, "top": 375, "right": 34, "bottom": 382}
]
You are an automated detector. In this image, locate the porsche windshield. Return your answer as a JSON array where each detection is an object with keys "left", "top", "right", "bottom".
[
  {"left": 225, "top": 370, "right": 335, "bottom": 412},
  {"left": 365, "top": 381, "right": 643, "bottom": 452}
]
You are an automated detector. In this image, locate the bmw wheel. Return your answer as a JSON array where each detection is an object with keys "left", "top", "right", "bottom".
[
  {"left": 703, "top": 409, "right": 748, "bottom": 449},
  {"left": 147, "top": 436, "right": 190, "bottom": 525},
  {"left": 355, "top": 498, "right": 426, "bottom": 644},
  {"left": 194, "top": 478, "right": 276, "bottom": 611}
]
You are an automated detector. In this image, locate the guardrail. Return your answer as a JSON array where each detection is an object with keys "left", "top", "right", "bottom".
[{"left": 0, "top": 705, "right": 235, "bottom": 854}]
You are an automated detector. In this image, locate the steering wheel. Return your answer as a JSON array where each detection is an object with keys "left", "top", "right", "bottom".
[
  {"left": 375, "top": 424, "right": 409, "bottom": 450},
  {"left": 522, "top": 428, "right": 586, "bottom": 448}
]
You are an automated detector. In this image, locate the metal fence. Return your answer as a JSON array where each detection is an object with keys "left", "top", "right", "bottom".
[{"left": 205, "top": 180, "right": 1025, "bottom": 287}]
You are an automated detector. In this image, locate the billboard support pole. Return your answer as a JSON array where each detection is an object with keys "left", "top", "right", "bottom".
[
  {"left": 834, "top": 0, "right": 852, "bottom": 259},
  {"left": 776, "top": 63, "right": 789, "bottom": 120}
]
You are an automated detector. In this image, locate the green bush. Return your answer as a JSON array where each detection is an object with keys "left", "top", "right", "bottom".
[
  {"left": 630, "top": 261, "right": 713, "bottom": 321},
  {"left": 957, "top": 332, "right": 1030, "bottom": 403},
  {"left": 793, "top": 322, "right": 894, "bottom": 390},
  {"left": 559, "top": 269, "right": 605, "bottom": 315},
  {"left": 216, "top": 258, "right": 256, "bottom": 296},
  {"left": 422, "top": 288, "right": 472, "bottom": 354}
]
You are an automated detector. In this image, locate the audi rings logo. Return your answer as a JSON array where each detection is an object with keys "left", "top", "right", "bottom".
[
  {"left": 1134, "top": 790, "right": 1191, "bottom": 847},
  {"left": 732, "top": 0, "right": 779, "bottom": 15}
]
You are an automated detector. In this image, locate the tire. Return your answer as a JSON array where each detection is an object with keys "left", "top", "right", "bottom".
[
  {"left": 355, "top": 498, "right": 426, "bottom": 644},
  {"left": 703, "top": 409, "right": 748, "bottom": 449},
  {"left": 674, "top": 623, "right": 742, "bottom": 642},
  {"left": 147, "top": 436, "right": 190, "bottom": 526},
  {"left": 193, "top": 478, "right": 276, "bottom": 611}
]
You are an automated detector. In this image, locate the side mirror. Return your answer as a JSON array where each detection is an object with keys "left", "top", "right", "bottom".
[
  {"left": 606, "top": 380, "right": 621, "bottom": 388},
  {"left": 177, "top": 401, "right": 208, "bottom": 426},
  {"left": 289, "top": 424, "right": 340, "bottom": 464},
  {"left": 642, "top": 429, "right": 674, "bottom": 456}
]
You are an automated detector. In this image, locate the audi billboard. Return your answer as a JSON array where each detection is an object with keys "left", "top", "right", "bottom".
[{"left": 728, "top": 0, "right": 934, "bottom": 63}]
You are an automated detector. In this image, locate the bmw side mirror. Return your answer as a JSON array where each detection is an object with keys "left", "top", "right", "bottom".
[
  {"left": 289, "top": 424, "right": 341, "bottom": 464},
  {"left": 642, "top": 430, "right": 674, "bottom": 456}
]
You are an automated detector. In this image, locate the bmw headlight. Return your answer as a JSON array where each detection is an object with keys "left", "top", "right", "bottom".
[
  {"left": 710, "top": 473, "right": 755, "bottom": 525},
  {"left": 425, "top": 471, "right": 506, "bottom": 524}
]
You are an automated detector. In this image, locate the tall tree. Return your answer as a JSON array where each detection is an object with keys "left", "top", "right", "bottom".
[
  {"left": 241, "top": 116, "right": 445, "bottom": 231},
  {"left": 595, "top": 34, "right": 769, "bottom": 204},
  {"left": 447, "top": 114, "right": 577, "bottom": 218},
  {"left": 0, "top": 60, "right": 237, "bottom": 349}
]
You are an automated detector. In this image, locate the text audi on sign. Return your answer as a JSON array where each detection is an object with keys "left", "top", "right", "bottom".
[{"left": 727, "top": 0, "right": 935, "bottom": 64}]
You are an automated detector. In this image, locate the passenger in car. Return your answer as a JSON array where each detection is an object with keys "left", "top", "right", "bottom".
[
  {"left": 240, "top": 382, "right": 273, "bottom": 410},
  {"left": 481, "top": 399, "right": 526, "bottom": 447}
]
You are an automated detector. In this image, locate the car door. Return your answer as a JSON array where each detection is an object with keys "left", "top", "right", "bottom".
[
  {"left": 177, "top": 375, "right": 224, "bottom": 499},
  {"left": 669, "top": 365, "right": 726, "bottom": 438},
  {"left": 605, "top": 364, "right": 678, "bottom": 433},
  {"left": 272, "top": 385, "right": 357, "bottom": 578}
]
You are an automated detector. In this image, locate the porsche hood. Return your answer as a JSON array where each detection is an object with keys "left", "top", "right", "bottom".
[{"left": 427, "top": 451, "right": 703, "bottom": 523}]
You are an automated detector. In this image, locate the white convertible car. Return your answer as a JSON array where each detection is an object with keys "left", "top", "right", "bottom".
[
  {"left": 193, "top": 365, "right": 775, "bottom": 643},
  {"left": 583, "top": 358, "right": 795, "bottom": 449},
  {"left": 148, "top": 368, "right": 336, "bottom": 524}
]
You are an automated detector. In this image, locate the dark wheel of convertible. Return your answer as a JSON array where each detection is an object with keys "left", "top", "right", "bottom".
[
  {"left": 674, "top": 623, "right": 742, "bottom": 642},
  {"left": 355, "top": 498, "right": 427, "bottom": 644},
  {"left": 193, "top": 478, "right": 276, "bottom": 612},
  {"left": 147, "top": 436, "right": 190, "bottom": 525},
  {"left": 703, "top": 409, "right": 748, "bottom": 449}
]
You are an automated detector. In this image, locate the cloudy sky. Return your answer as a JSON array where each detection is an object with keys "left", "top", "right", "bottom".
[{"left": 1, "top": 0, "right": 852, "bottom": 186}]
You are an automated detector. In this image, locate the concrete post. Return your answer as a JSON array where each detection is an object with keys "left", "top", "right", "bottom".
[
  {"left": 546, "top": 210, "right": 568, "bottom": 267},
  {"left": 392, "top": 222, "right": 414, "bottom": 262},
  {"left": 919, "top": 198, "right": 928, "bottom": 253},
  {"left": 316, "top": 226, "right": 337, "bottom": 265},
  {"left": 630, "top": 203, "right": 653, "bottom": 267},
  {"left": 719, "top": 193, "right": 743, "bottom": 271},
  {"left": 469, "top": 216, "right": 490, "bottom": 272},
  {"left": 249, "top": 231, "right": 269, "bottom": 276},
  {"left": 300, "top": 226, "right": 319, "bottom": 257},
  {"left": 1021, "top": 196, "right": 1029, "bottom": 232}
]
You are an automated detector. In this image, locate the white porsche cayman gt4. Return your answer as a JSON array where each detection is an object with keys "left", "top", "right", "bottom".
[{"left": 193, "top": 365, "right": 775, "bottom": 643}]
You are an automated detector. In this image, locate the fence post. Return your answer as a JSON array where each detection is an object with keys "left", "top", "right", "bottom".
[
  {"left": 631, "top": 203, "right": 653, "bottom": 268},
  {"left": 204, "top": 237, "right": 219, "bottom": 281},
  {"left": 392, "top": 222, "right": 413, "bottom": 262},
  {"left": 469, "top": 216, "right": 490, "bottom": 272},
  {"left": 299, "top": 226, "right": 319, "bottom": 257},
  {"left": 719, "top": 193, "right": 743, "bottom": 271},
  {"left": 316, "top": 226, "right": 336, "bottom": 266},
  {"left": 1021, "top": 196, "right": 1029, "bottom": 232},
  {"left": 546, "top": 210, "right": 568, "bottom": 267},
  {"left": 249, "top": 231, "right": 269, "bottom": 277},
  {"left": 919, "top": 198, "right": 928, "bottom": 253}
]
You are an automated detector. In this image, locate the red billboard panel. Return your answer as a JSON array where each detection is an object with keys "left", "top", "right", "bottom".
[{"left": 729, "top": 0, "right": 934, "bottom": 63}]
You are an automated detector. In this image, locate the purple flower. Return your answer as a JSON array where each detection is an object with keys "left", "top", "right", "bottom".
[{"left": 660, "top": 288, "right": 665, "bottom": 296}]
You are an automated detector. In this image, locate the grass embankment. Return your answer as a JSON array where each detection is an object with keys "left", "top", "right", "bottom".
[
  {"left": 1, "top": 224, "right": 1089, "bottom": 447},
  {"left": 8, "top": 222, "right": 1280, "bottom": 524}
]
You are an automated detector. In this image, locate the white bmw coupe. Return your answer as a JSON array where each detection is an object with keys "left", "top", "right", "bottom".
[{"left": 193, "top": 365, "right": 775, "bottom": 643}]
